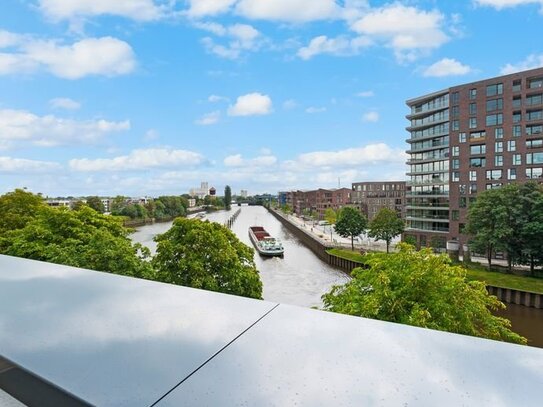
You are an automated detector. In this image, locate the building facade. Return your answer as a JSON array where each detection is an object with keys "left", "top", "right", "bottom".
[
  {"left": 405, "top": 67, "right": 543, "bottom": 249},
  {"left": 351, "top": 181, "right": 406, "bottom": 221},
  {"left": 284, "top": 188, "right": 351, "bottom": 219}
]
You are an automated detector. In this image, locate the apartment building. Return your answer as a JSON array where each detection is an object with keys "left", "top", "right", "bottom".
[
  {"left": 284, "top": 188, "right": 351, "bottom": 219},
  {"left": 405, "top": 67, "right": 543, "bottom": 249},
  {"left": 351, "top": 181, "right": 406, "bottom": 221}
]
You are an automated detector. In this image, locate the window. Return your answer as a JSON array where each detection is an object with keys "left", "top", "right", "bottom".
[
  {"left": 451, "top": 91, "right": 459, "bottom": 105},
  {"left": 513, "top": 111, "right": 522, "bottom": 123},
  {"left": 526, "top": 125, "right": 543, "bottom": 135},
  {"left": 527, "top": 152, "right": 543, "bottom": 164},
  {"left": 495, "top": 127, "right": 503, "bottom": 139},
  {"left": 508, "top": 168, "right": 517, "bottom": 180},
  {"left": 470, "top": 157, "right": 486, "bottom": 167},
  {"left": 459, "top": 132, "right": 467, "bottom": 143},
  {"left": 459, "top": 184, "right": 466, "bottom": 194},
  {"left": 470, "top": 144, "right": 486, "bottom": 155},
  {"left": 470, "top": 131, "right": 486, "bottom": 140},
  {"left": 469, "top": 88, "right": 477, "bottom": 99},
  {"left": 526, "top": 167, "right": 543, "bottom": 179},
  {"left": 469, "top": 117, "right": 477, "bottom": 129},
  {"left": 451, "top": 210, "right": 459, "bottom": 221},
  {"left": 452, "top": 120, "right": 459, "bottom": 131},
  {"left": 470, "top": 103, "right": 477, "bottom": 115},
  {"left": 486, "top": 169, "right": 502, "bottom": 180},
  {"left": 507, "top": 140, "right": 516, "bottom": 151},
  {"left": 527, "top": 110, "right": 543, "bottom": 121},
  {"left": 512, "top": 79, "right": 521, "bottom": 92},
  {"left": 513, "top": 154, "right": 522, "bottom": 165},
  {"left": 495, "top": 155, "right": 503, "bottom": 166},
  {"left": 529, "top": 77, "right": 543, "bottom": 89},
  {"left": 513, "top": 125, "right": 522, "bottom": 137},
  {"left": 486, "top": 183, "right": 502, "bottom": 190},
  {"left": 452, "top": 159, "right": 460, "bottom": 169},
  {"left": 495, "top": 141, "right": 503, "bottom": 153},
  {"left": 469, "top": 170, "right": 477, "bottom": 181},
  {"left": 452, "top": 171, "right": 460, "bottom": 182},
  {"left": 486, "top": 113, "right": 503, "bottom": 126},
  {"left": 486, "top": 83, "right": 503, "bottom": 96},
  {"left": 451, "top": 105, "right": 459, "bottom": 118},
  {"left": 526, "top": 93, "right": 542, "bottom": 106},
  {"left": 512, "top": 96, "right": 522, "bottom": 108},
  {"left": 470, "top": 184, "right": 477, "bottom": 194},
  {"left": 486, "top": 98, "right": 503, "bottom": 111},
  {"left": 459, "top": 197, "right": 467, "bottom": 208},
  {"left": 527, "top": 139, "right": 543, "bottom": 149},
  {"left": 452, "top": 146, "right": 459, "bottom": 156}
]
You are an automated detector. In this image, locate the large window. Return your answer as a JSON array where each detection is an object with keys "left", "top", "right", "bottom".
[
  {"left": 513, "top": 125, "right": 522, "bottom": 137},
  {"left": 529, "top": 77, "right": 543, "bottom": 89},
  {"left": 526, "top": 93, "right": 542, "bottom": 106},
  {"left": 526, "top": 139, "right": 543, "bottom": 149},
  {"left": 513, "top": 111, "right": 522, "bottom": 123},
  {"left": 486, "top": 113, "right": 503, "bottom": 126},
  {"left": 513, "top": 80, "right": 522, "bottom": 92},
  {"left": 469, "top": 88, "right": 477, "bottom": 99},
  {"left": 470, "top": 144, "right": 486, "bottom": 155},
  {"left": 526, "top": 124, "right": 542, "bottom": 135},
  {"left": 526, "top": 167, "right": 543, "bottom": 179},
  {"left": 512, "top": 96, "right": 522, "bottom": 108},
  {"left": 470, "top": 131, "right": 486, "bottom": 140},
  {"left": 513, "top": 154, "right": 522, "bottom": 165},
  {"left": 469, "top": 170, "right": 477, "bottom": 181},
  {"left": 469, "top": 117, "right": 477, "bottom": 129},
  {"left": 486, "top": 170, "right": 502, "bottom": 180},
  {"left": 452, "top": 159, "right": 460, "bottom": 169},
  {"left": 452, "top": 146, "right": 459, "bottom": 156},
  {"left": 470, "top": 103, "right": 477, "bottom": 115},
  {"left": 527, "top": 110, "right": 543, "bottom": 121},
  {"left": 527, "top": 152, "right": 543, "bottom": 164},
  {"left": 486, "top": 83, "right": 503, "bottom": 97},
  {"left": 470, "top": 157, "right": 486, "bottom": 167},
  {"left": 495, "top": 127, "right": 503, "bottom": 139},
  {"left": 495, "top": 141, "right": 503, "bottom": 153},
  {"left": 508, "top": 168, "right": 517, "bottom": 180},
  {"left": 507, "top": 140, "right": 516, "bottom": 152},
  {"left": 495, "top": 155, "right": 503, "bottom": 166},
  {"left": 486, "top": 98, "right": 503, "bottom": 111}
]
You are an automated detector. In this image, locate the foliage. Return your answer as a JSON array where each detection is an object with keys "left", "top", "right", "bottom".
[
  {"left": 367, "top": 208, "right": 404, "bottom": 253},
  {"left": 324, "top": 208, "right": 337, "bottom": 225},
  {"left": 322, "top": 244, "right": 526, "bottom": 345},
  {"left": 403, "top": 235, "right": 417, "bottom": 247},
  {"left": 86, "top": 196, "right": 105, "bottom": 213},
  {"left": 0, "top": 189, "right": 45, "bottom": 233},
  {"left": 334, "top": 207, "right": 367, "bottom": 250},
  {"left": 152, "top": 218, "right": 263, "bottom": 299},
  {"left": 281, "top": 204, "right": 292, "bottom": 214},
  {"left": 0, "top": 206, "right": 152, "bottom": 278},
  {"left": 224, "top": 185, "right": 232, "bottom": 210}
]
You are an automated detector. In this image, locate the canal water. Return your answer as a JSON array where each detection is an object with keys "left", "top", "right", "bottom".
[{"left": 130, "top": 206, "right": 543, "bottom": 348}]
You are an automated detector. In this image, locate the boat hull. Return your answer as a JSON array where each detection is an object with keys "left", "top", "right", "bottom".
[{"left": 248, "top": 227, "right": 284, "bottom": 257}]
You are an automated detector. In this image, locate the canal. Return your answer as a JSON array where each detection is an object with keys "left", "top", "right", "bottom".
[{"left": 131, "top": 205, "right": 543, "bottom": 348}]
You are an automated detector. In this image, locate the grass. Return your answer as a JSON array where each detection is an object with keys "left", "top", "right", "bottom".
[{"left": 327, "top": 248, "right": 543, "bottom": 295}]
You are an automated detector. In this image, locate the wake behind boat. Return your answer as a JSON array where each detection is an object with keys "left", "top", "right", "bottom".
[{"left": 248, "top": 226, "right": 284, "bottom": 257}]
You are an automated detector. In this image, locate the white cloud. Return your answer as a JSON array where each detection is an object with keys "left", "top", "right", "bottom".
[
  {"left": 475, "top": 0, "right": 543, "bottom": 11},
  {"left": 228, "top": 93, "right": 273, "bottom": 116},
  {"left": 501, "top": 54, "right": 543, "bottom": 74},
  {"left": 0, "top": 156, "right": 62, "bottom": 173},
  {"left": 235, "top": 0, "right": 340, "bottom": 22},
  {"left": 224, "top": 154, "right": 277, "bottom": 167},
  {"left": 195, "top": 110, "right": 221, "bottom": 125},
  {"left": 362, "top": 111, "right": 379, "bottom": 122},
  {"left": 0, "top": 108, "right": 129, "bottom": 149},
  {"left": 38, "top": 0, "right": 167, "bottom": 22},
  {"left": 356, "top": 90, "right": 374, "bottom": 97},
  {"left": 283, "top": 99, "right": 298, "bottom": 110},
  {"left": 208, "top": 94, "right": 229, "bottom": 103},
  {"left": 70, "top": 148, "right": 205, "bottom": 172},
  {"left": 350, "top": 4, "right": 449, "bottom": 62},
  {"left": 186, "top": 0, "right": 237, "bottom": 17},
  {"left": 297, "top": 35, "right": 372, "bottom": 60},
  {"left": 49, "top": 97, "right": 81, "bottom": 110},
  {"left": 305, "top": 106, "right": 327, "bottom": 114},
  {"left": 0, "top": 30, "right": 23, "bottom": 48},
  {"left": 0, "top": 33, "right": 136, "bottom": 79},
  {"left": 143, "top": 129, "right": 159, "bottom": 141},
  {"left": 423, "top": 58, "right": 472, "bottom": 77},
  {"left": 199, "top": 23, "right": 262, "bottom": 60},
  {"left": 295, "top": 143, "right": 404, "bottom": 167}
]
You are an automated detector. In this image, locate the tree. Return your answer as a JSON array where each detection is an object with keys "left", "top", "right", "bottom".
[
  {"left": 322, "top": 244, "right": 526, "bottom": 345},
  {"left": 224, "top": 185, "right": 232, "bottom": 211},
  {"left": 334, "top": 207, "right": 367, "bottom": 250},
  {"left": 152, "top": 218, "right": 263, "bottom": 299},
  {"left": 324, "top": 208, "right": 338, "bottom": 241},
  {"left": 0, "top": 206, "right": 152, "bottom": 278},
  {"left": 518, "top": 182, "right": 543, "bottom": 275},
  {"left": 368, "top": 208, "right": 405, "bottom": 253},
  {"left": 0, "top": 189, "right": 45, "bottom": 233},
  {"left": 86, "top": 196, "right": 105, "bottom": 213}
]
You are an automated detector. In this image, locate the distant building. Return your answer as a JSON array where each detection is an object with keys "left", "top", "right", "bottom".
[
  {"left": 187, "top": 198, "right": 196, "bottom": 208},
  {"left": 351, "top": 181, "right": 406, "bottom": 221},
  {"left": 277, "top": 191, "right": 287, "bottom": 206},
  {"left": 209, "top": 187, "right": 216, "bottom": 196},
  {"left": 189, "top": 181, "right": 210, "bottom": 199},
  {"left": 240, "top": 190, "right": 248, "bottom": 198},
  {"left": 46, "top": 199, "right": 72, "bottom": 208},
  {"left": 285, "top": 188, "right": 351, "bottom": 219}
]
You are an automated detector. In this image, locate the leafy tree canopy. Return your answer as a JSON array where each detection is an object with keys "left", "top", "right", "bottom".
[
  {"left": 0, "top": 189, "right": 45, "bottom": 233},
  {"left": 86, "top": 196, "right": 105, "bottom": 213},
  {"left": 322, "top": 244, "right": 526, "bottom": 345},
  {"left": 224, "top": 185, "right": 232, "bottom": 210},
  {"left": 334, "top": 207, "right": 367, "bottom": 250},
  {"left": 152, "top": 218, "right": 263, "bottom": 299},
  {"left": 368, "top": 208, "right": 405, "bottom": 253}
]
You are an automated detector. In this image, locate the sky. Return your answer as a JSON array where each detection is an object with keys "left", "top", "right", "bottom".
[{"left": 1, "top": 0, "right": 543, "bottom": 197}]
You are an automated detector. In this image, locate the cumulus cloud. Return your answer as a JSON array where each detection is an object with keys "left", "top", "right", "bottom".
[
  {"left": 283, "top": 99, "right": 298, "bottom": 110},
  {"left": 186, "top": 0, "right": 237, "bottom": 17},
  {"left": 224, "top": 153, "right": 277, "bottom": 167},
  {"left": 0, "top": 108, "right": 129, "bottom": 149},
  {"left": 294, "top": 143, "right": 405, "bottom": 167},
  {"left": 305, "top": 107, "right": 327, "bottom": 114},
  {"left": 501, "top": 54, "right": 543, "bottom": 74},
  {"left": 228, "top": 93, "right": 273, "bottom": 116},
  {"left": 350, "top": 4, "right": 449, "bottom": 62},
  {"left": 69, "top": 148, "right": 205, "bottom": 172},
  {"left": 297, "top": 35, "right": 372, "bottom": 60},
  {"left": 362, "top": 111, "right": 379, "bottom": 122},
  {"left": 49, "top": 97, "right": 81, "bottom": 110},
  {"left": 0, "top": 32, "right": 136, "bottom": 79},
  {"left": 235, "top": 0, "right": 340, "bottom": 22},
  {"left": 195, "top": 110, "right": 220, "bottom": 125},
  {"left": 475, "top": 0, "right": 543, "bottom": 11},
  {"left": 423, "top": 58, "right": 472, "bottom": 77},
  {"left": 208, "top": 94, "right": 229, "bottom": 103},
  {"left": 0, "top": 156, "right": 62, "bottom": 173},
  {"left": 0, "top": 30, "right": 23, "bottom": 48},
  {"left": 198, "top": 22, "right": 262, "bottom": 59}
]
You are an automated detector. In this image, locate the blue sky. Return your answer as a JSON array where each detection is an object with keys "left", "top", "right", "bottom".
[{"left": 1, "top": 0, "right": 542, "bottom": 197}]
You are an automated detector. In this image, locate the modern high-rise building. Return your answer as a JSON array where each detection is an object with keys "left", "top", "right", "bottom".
[{"left": 405, "top": 67, "right": 543, "bottom": 249}]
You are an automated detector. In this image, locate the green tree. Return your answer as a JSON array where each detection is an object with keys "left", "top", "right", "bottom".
[
  {"left": 324, "top": 208, "right": 338, "bottom": 241},
  {"left": 152, "top": 218, "right": 263, "bottom": 299},
  {"left": 0, "top": 206, "right": 152, "bottom": 278},
  {"left": 334, "top": 207, "right": 367, "bottom": 250},
  {"left": 322, "top": 244, "right": 526, "bottom": 345},
  {"left": 368, "top": 208, "right": 405, "bottom": 253},
  {"left": 110, "top": 196, "right": 128, "bottom": 215},
  {"left": 224, "top": 185, "right": 232, "bottom": 211},
  {"left": 86, "top": 196, "right": 105, "bottom": 213},
  {"left": 0, "top": 189, "right": 45, "bottom": 233},
  {"left": 518, "top": 182, "right": 543, "bottom": 275},
  {"left": 281, "top": 204, "right": 292, "bottom": 215}
]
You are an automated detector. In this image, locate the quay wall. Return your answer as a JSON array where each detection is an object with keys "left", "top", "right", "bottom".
[{"left": 268, "top": 207, "right": 543, "bottom": 309}]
